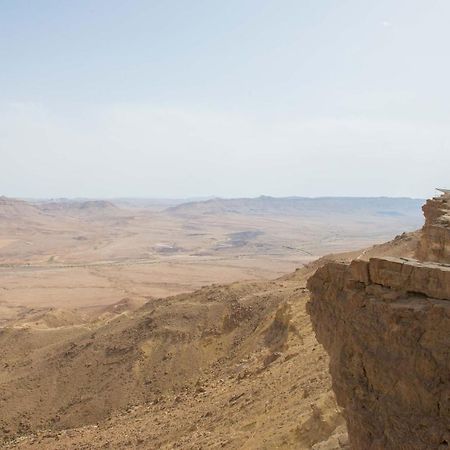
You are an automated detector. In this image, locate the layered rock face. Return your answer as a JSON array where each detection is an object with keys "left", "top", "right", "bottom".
[
  {"left": 307, "top": 193, "right": 450, "bottom": 450},
  {"left": 416, "top": 192, "right": 450, "bottom": 263}
]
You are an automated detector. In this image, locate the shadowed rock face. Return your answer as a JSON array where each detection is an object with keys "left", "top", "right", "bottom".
[{"left": 307, "top": 193, "right": 450, "bottom": 450}]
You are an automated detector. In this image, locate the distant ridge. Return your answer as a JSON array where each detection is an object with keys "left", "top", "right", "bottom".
[
  {"left": 39, "top": 199, "right": 118, "bottom": 212},
  {"left": 0, "top": 197, "right": 119, "bottom": 226},
  {"left": 165, "top": 195, "right": 425, "bottom": 217},
  {"left": 0, "top": 195, "right": 43, "bottom": 218}
]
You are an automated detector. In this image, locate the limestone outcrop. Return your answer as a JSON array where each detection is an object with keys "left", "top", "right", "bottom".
[
  {"left": 416, "top": 191, "right": 450, "bottom": 263},
  {"left": 307, "top": 192, "right": 450, "bottom": 449}
]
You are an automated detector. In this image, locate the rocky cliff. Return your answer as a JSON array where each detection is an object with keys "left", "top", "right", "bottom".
[
  {"left": 307, "top": 192, "right": 450, "bottom": 450},
  {"left": 416, "top": 192, "right": 450, "bottom": 263}
]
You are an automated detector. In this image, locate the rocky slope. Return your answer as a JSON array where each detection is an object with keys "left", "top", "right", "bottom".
[
  {"left": 307, "top": 192, "right": 450, "bottom": 449},
  {"left": 1, "top": 229, "right": 420, "bottom": 449},
  {"left": 1, "top": 279, "right": 346, "bottom": 449}
]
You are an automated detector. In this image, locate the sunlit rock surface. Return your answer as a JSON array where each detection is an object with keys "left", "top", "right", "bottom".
[{"left": 307, "top": 192, "right": 450, "bottom": 449}]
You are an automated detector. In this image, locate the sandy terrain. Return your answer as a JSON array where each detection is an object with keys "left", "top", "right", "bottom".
[
  {"left": 0, "top": 196, "right": 423, "bottom": 448},
  {"left": 0, "top": 196, "right": 422, "bottom": 316}
]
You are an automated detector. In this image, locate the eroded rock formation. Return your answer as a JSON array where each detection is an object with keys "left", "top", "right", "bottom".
[
  {"left": 307, "top": 192, "right": 450, "bottom": 450},
  {"left": 416, "top": 191, "right": 450, "bottom": 263}
]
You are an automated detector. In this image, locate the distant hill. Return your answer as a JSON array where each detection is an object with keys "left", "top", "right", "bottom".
[
  {"left": 38, "top": 199, "right": 118, "bottom": 213},
  {"left": 165, "top": 195, "right": 425, "bottom": 218},
  {"left": 112, "top": 197, "right": 214, "bottom": 210},
  {"left": 0, "top": 196, "right": 42, "bottom": 217},
  {"left": 0, "top": 196, "right": 46, "bottom": 224},
  {"left": 0, "top": 197, "right": 118, "bottom": 216}
]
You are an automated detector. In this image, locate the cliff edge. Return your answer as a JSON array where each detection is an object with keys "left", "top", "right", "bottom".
[{"left": 307, "top": 191, "right": 450, "bottom": 450}]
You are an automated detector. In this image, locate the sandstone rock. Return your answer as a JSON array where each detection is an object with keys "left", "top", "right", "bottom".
[
  {"left": 307, "top": 192, "right": 450, "bottom": 449},
  {"left": 307, "top": 257, "right": 450, "bottom": 449},
  {"left": 368, "top": 257, "right": 450, "bottom": 301},
  {"left": 349, "top": 259, "right": 370, "bottom": 285},
  {"left": 416, "top": 192, "right": 450, "bottom": 263}
]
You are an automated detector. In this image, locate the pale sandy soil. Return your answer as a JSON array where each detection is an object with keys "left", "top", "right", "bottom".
[{"left": 0, "top": 197, "right": 422, "bottom": 318}]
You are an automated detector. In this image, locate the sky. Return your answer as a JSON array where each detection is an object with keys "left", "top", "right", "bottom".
[{"left": 1, "top": 0, "right": 449, "bottom": 199}]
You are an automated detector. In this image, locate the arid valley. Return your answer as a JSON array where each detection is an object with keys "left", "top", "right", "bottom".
[
  {"left": 3, "top": 2, "right": 450, "bottom": 448},
  {"left": 0, "top": 195, "right": 423, "bottom": 324},
  {"left": 0, "top": 194, "right": 436, "bottom": 449}
]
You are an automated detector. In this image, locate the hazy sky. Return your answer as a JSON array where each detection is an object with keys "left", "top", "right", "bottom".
[{"left": 1, "top": 1, "right": 449, "bottom": 199}]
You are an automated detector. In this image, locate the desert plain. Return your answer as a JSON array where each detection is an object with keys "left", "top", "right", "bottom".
[{"left": 0, "top": 195, "right": 423, "bottom": 319}]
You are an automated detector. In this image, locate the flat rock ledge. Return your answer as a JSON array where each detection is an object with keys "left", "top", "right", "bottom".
[{"left": 307, "top": 256, "right": 450, "bottom": 450}]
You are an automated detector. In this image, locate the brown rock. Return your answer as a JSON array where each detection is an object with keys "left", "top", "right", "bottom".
[
  {"left": 349, "top": 260, "right": 370, "bottom": 285},
  {"left": 368, "top": 257, "right": 450, "bottom": 300},
  {"left": 416, "top": 192, "right": 450, "bottom": 263},
  {"left": 307, "top": 257, "right": 450, "bottom": 449}
]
